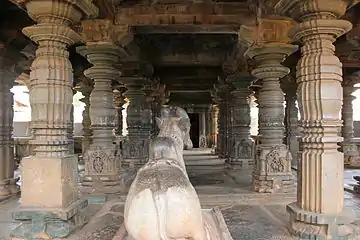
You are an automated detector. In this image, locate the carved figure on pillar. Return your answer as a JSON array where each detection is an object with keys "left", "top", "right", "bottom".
[
  {"left": 9, "top": 1, "right": 98, "bottom": 239},
  {"left": 227, "top": 75, "right": 254, "bottom": 168},
  {"left": 245, "top": 18, "right": 298, "bottom": 193},
  {"left": 275, "top": 0, "right": 356, "bottom": 239},
  {"left": 121, "top": 63, "right": 153, "bottom": 165},
  {"left": 342, "top": 72, "right": 360, "bottom": 167},
  {"left": 77, "top": 19, "right": 127, "bottom": 194}
]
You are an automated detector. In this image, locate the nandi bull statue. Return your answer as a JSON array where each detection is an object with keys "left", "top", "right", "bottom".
[{"left": 124, "top": 106, "right": 206, "bottom": 240}]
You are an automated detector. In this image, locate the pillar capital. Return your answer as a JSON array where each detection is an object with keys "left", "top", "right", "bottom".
[
  {"left": 274, "top": 0, "right": 353, "bottom": 20},
  {"left": 247, "top": 44, "right": 298, "bottom": 80},
  {"left": 12, "top": 0, "right": 98, "bottom": 24},
  {"left": 80, "top": 19, "right": 131, "bottom": 45}
]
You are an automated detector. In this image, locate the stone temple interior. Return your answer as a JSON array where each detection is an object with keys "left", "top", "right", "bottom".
[{"left": 4, "top": 0, "right": 360, "bottom": 239}]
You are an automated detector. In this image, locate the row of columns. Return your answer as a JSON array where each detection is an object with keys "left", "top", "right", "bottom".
[{"left": 1, "top": 0, "right": 360, "bottom": 239}]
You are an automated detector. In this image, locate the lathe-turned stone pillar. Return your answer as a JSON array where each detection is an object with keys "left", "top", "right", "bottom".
[
  {"left": 78, "top": 80, "right": 93, "bottom": 156},
  {"left": 276, "top": 1, "right": 355, "bottom": 239},
  {"left": 199, "top": 109, "right": 207, "bottom": 148},
  {"left": 67, "top": 89, "right": 76, "bottom": 154},
  {"left": 247, "top": 43, "right": 297, "bottom": 193},
  {"left": 10, "top": 1, "right": 98, "bottom": 239},
  {"left": 77, "top": 41, "right": 124, "bottom": 194},
  {"left": 342, "top": 73, "right": 360, "bottom": 166},
  {"left": 113, "top": 88, "right": 126, "bottom": 136},
  {"left": 210, "top": 105, "right": 218, "bottom": 150},
  {"left": 121, "top": 73, "right": 152, "bottom": 165},
  {"left": 214, "top": 85, "right": 231, "bottom": 159},
  {"left": 0, "top": 44, "right": 16, "bottom": 201},
  {"left": 284, "top": 82, "right": 299, "bottom": 167},
  {"left": 216, "top": 99, "right": 227, "bottom": 158},
  {"left": 228, "top": 77, "right": 254, "bottom": 167}
]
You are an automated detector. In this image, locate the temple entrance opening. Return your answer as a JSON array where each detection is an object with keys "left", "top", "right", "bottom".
[{"left": 189, "top": 113, "right": 200, "bottom": 148}]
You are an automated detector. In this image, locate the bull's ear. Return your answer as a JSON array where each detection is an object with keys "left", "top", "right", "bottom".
[{"left": 155, "top": 117, "right": 162, "bottom": 128}]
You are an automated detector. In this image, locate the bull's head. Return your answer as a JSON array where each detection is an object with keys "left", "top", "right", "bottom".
[{"left": 160, "top": 106, "right": 193, "bottom": 150}]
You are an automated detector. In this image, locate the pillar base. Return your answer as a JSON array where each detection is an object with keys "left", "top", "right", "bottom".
[
  {"left": 11, "top": 199, "right": 88, "bottom": 240},
  {"left": 230, "top": 138, "right": 254, "bottom": 168},
  {"left": 343, "top": 142, "right": 360, "bottom": 167},
  {"left": 252, "top": 144, "right": 294, "bottom": 193},
  {"left": 21, "top": 155, "right": 79, "bottom": 208},
  {"left": 287, "top": 203, "right": 357, "bottom": 240},
  {"left": 122, "top": 138, "right": 149, "bottom": 166},
  {"left": 82, "top": 147, "right": 123, "bottom": 194},
  {"left": 9, "top": 179, "right": 20, "bottom": 194},
  {"left": 0, "top": 180, "right": 10, "bottom": 201}
]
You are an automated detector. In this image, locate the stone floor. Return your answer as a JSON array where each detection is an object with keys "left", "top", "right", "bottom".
[{"left": 2, "top": 149, "right": 360, "bottom": 240}]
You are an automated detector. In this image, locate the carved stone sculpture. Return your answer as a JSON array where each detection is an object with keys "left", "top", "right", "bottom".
[
  {"left": 123, "top": 106, "right": 232, "bottom": 240},
  {"left": 124, "top": 106, "right": 207, "bottom": 239}
]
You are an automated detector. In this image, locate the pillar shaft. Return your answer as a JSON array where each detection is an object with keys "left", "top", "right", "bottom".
[
  {"left": 67, "top": 89, "right": 76, "bottom": 154},
  {"left": 342, "top": 82, "right": 360, "bottom": 166},
  {"left": 285, "top": 90, "right": 299, "bottom": 166},
  {"left": 79, "top": 84, "right": 93, "bottom": 156},
  {"left": 247, "top": 44, "right": 297, "bottom": 193},
  {"left": 113, "top": 90, "right": 125, "bottom": 136},
  {"left": 11, "top": 1, "right": 97, "bottom": 239},
  {"left": 199, "top": 110, "right": 207, "bottom": 148},
  {"left": 77, "top": 43, "right": 123, "bottom": 193},
  {"left": 229, "top": 80, "right": 253, "bottom": 167},
  {"left": 121, "top": 77, "right": 151, "bottom": 164},
  {"left": 277, "top": 1, "right": 355, "bottom": 238},
  {"left": 0, "top": 44, "right": 15, "bottom": 200},
  {"left": 217, "top": 100, "right": 228, "bottom": 158}
]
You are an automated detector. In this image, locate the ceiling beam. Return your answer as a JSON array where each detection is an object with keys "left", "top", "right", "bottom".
[
  {"left": 133, "top": 25, "right": 240, "bottom": 34},
  {"left": 115, "top": 2, "right": 255, "bottom": 26}
]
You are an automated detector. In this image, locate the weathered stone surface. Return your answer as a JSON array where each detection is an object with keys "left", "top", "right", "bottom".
[
  {"left": 247, "top": 43, "right": 297, "bottom": 193},
  {"left": 77, "top": 43, "right": 124, "bottom": 194},
  {"left": 276, "top": 0, "right": 356, "bottom": 239},
  {"left": 0, "top": 43, "right": 17, "bottom": 200},
  {"left": 120, "top": 74, "right": 151, "bottom": 164},
  {"left": 10, "top": 0, "right": 98, "bottom": 238},
  {"left": 227, "top": 76, "right": 254, "bottom": 167},
  {"left": 342, "top": 73, "right": 360, "bottom": 167}
]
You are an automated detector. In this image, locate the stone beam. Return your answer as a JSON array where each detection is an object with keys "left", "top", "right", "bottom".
[
  {"left": 133, "top": 25, "right": 240, "bottom": 34},
  {"left": 80, "top": 19, "right": 133, "bottom": 48},
  {"left": 115, "top": 2, "right": 256, "bottom": 26},
  {"left": 167, "top": 85, "right": 213, "bottom": 92},
  {"left": 153, "top": 53, "right": 223, "bottom": 66}
]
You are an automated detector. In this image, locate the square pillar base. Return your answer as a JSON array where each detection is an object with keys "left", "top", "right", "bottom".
[
  {"left": 252, "top": 144, "right": 294, "bottom": 193},
  {"left": 122, "top": 138, "right": 149, "bottom": 167},
  {"left": 287, "top": 202, "right": 357, "bottom": 240},
  {"left": 0, "top": 179, "right": 11, "bottom": 201},
  {"left": 21, "top": 155, "right": 79, "bottom": 208},
  {"left": 81, "top": 147, "right": 123, "bottom": 195},
  {"left": 11, "top": 199, "right": 88, "bottom": 240}
]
